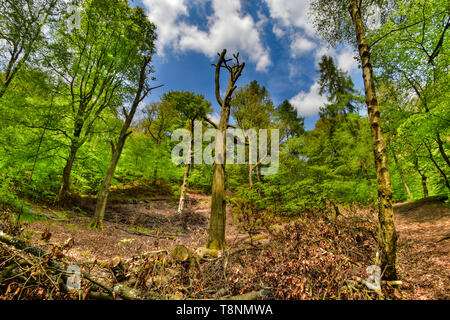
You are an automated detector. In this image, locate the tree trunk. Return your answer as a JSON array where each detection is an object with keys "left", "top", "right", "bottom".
[
  {"left": 207, "top": 49, "right": 245, "bottom": 250},
  {"left": 208, "top": 103, "right": 230, "bottom": 250},
  {"left": 424, "top": 141, "right": 450, "bottom": 191},
  {"left": 414, "top": 157, "right": 429, "bottom": 198},
  {"left": 436, "top": 133, "right": 450, "bottom": 167},
  {"left": 349, "top": 0, "right": 397, "bottom": 280},
  {"left": 57, "top": 143, "right": 79, "bottom": 205},
  {"left": 256, "top": 165, "right": 261, "bottom": 183},
  {"left": 420, "top": 171, "right": 429, "bottom": 198},
  {"left": 90, "top": 57, "right": 153, "bottom": 229},
  {"left": 90, "top": 140, "right": 126, "bottom": 229},
  {"left": 391, "top": 148, "right": 412, "bottom": 199},
  {"left": 208, "top": 159, "right": 227, "bottom": 250},
  {"left": 248, "top": 165, "right": 253, "bottom": 188},
  {"left": 177, "top": 121, "right": 194, "bottom": 215}
]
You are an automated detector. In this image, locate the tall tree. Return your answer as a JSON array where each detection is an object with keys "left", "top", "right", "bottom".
[
  {"left": 46, "top": 0, "right": 153, "bottom": 204},
  {"left": 231, "top": 80, "right": 275, "bottom": 186},
  {"left": 207, "top": 49, "right": 245, "bottom": 250},
  {"left": 317, "top": 55, "right": 360, "bottom": 119},
  {"left": 90, "top": 3, "right": 158, "bottom": 228},
  {"left": 316, "top": 55, "right": 362, "bottom": 168},
  {"left": 139, "top": 101, "right": 180, "bottom": 182},
  {"left": 311, "top": 0, "right": 398, "bottom": 280},
  {"left": 161, "top": 91, "right": 212, "bottom": 215},
  {"left": 276, "top": 100, "right": 305, "bottom": 141}
]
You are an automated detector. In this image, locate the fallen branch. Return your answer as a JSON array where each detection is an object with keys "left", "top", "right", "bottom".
[
  {"left": 219, "top": 288, "right": 270, "bottom": 300},
  {"left": 0, "top": 231, "right": 159, "bottom": 300}
]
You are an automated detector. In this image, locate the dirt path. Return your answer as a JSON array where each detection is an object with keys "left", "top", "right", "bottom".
[{"left": 394, "top": 198, "right": 450, "bottom": 299}]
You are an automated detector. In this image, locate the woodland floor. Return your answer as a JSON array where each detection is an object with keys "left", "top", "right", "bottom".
[
  {"left": 1, "top": 186, "right": 449, "bottom": 300},
  {"left": 394, "top": 198, "right": 450, "bottom": 299}
]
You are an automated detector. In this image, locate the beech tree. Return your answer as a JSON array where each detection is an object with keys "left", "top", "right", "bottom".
[
  {"left": 139, "top": 101, "right": 180, "bottom": 182},
  {"left": 161, "top": 91, "right": 212, "bottom": 215},
  {"left": 207, "top": 49, "right": 245, "bottom": 250},
  {"left": 310, "top": 0, "right": 398, "bottom": 280},
  {"left": 370, "top": 0, "right": 449, "bottom": 190},
  {"left": 46, "top": 0, "right": 157, "bottom": 204}
]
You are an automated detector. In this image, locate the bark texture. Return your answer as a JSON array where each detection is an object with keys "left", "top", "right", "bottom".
[{"left": 349, "top": 0, "right": 398, "bottom": 280}]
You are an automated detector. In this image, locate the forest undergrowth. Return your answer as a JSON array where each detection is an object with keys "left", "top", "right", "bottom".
[{"left": 2, "top": 193, "right": 447, "bottom": 300}]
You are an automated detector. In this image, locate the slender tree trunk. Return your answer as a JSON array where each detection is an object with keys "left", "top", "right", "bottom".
[
  {"left": 177, "top": 121, "right": 194, "bottom": 214},
  {"left": 419, "top": 170, "right": 429, "bottom": 198},
  {"left": 255, "top": 165, "right": 261, "bottom": 183},
  {"left": 90, "top": 57, "right": 153, "bottom": 229},
  {"left": 413, "top": 157, "right": 429, "bottom": 198},
  {"left": 436, "top": 133, "right": 450, "bottom": 167},
  {"left": 208, "top": 104, "right": 230, "bottom": 250},
  {"left": 391, "top": 149, "right": 412, "bottom": 199},
  {"left": 248, "top": 165, "right": 253, "bottom": 188},
  {"left": 177, "top": 163, "right": 191, "bottom": 214},
  {"left": 349, "top": 0, "right": 397, "bottom": 280},
  {"left": 90, "top": 140, "right": 125, "bottom": 229},
  {"left": 57, "top": 115, "right": 86, "bottom": 205},
  {"left": 208, "top": 146, "right": 227, "bottom": 249},
  {"left": 57, "top": 143, "right": 79, "bottom": 205},
  {"left": 424, "top": 141, "right": 450, "bottom": 190}
]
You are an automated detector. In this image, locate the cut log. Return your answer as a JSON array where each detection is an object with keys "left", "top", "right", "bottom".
[{"left": 170, "top": 245, "right": 190, "bottom": 262}]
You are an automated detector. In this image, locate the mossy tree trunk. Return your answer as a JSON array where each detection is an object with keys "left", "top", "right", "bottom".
[{"left": 349, "top": 0, "right": 397, "bottom": 280}]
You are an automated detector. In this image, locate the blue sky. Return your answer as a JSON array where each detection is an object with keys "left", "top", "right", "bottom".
[{"left": 134, "top": 0, "right": 364, "bottom": 130}]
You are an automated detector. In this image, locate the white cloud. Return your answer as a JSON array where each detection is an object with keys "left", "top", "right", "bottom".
[
  {"left": 143, "top": 0, "right": 271, "bottom": 71},
  {"left": 291, "top": 36, "right": 316, "bottom": 57},
  {"left": 263, "top": 0, "right": 315, "bottom": 36},
  {"left": 336, "top": 50, "right": 357, "bottom": 74},
  {"left": 314, "top": 45, "right": 335, "bottom": 61},
  {"left": 290, "top": 81, "right": 327, "bottom": 117},
  {"left": 143, "top": 0, "right": 188, "bottom": 55},
  {"left": 272, "top": 25, "right": 285, "bottom": 37}
]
